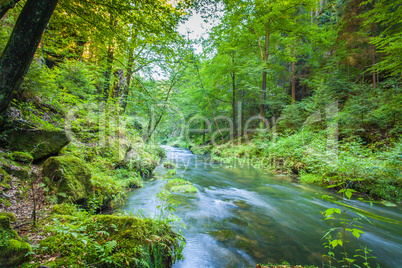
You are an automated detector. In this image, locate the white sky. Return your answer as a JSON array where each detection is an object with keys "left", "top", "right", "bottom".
[
  {"left": 146, "top": 9, "right": 222, "bottom": 80},
  {"left": 177, "top": 12, "right": 210, "bottom": 54}
]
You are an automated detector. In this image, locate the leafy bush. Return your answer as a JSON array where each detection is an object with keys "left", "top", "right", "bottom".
[{"left": 34, "top": 208, "right": 185, "bottom": 267}]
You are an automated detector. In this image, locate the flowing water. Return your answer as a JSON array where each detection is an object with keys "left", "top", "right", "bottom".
[{"left": 124, "top": 146, "right": 402, "bottom": 268}]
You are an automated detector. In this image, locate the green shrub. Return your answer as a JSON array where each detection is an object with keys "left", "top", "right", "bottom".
[{"left": 35, "top": 212, "right": 185, "bottom": 267}]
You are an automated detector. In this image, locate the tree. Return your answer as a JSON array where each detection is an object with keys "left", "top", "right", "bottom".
[
  {"left": 362, "top": 0, "right": 402, "bottom": 76},
  {"left": 0, "top": 0, "right": 59, "bottom": 115}
]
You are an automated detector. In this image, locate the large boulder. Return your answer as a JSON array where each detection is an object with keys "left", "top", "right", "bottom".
[
  {"left": 42, "top": 155, "right": 91, "bottom": 203},
  {"left": 4, "top": 129, "right": 70, "bottom": 160},
  {"left": 0, "top": 214, "right": 32, "bottom": 267}
]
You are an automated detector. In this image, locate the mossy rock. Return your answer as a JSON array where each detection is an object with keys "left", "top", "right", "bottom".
[
  {"left": 0, "top": 212, "right": 17, "bottom": 222},
  {"left": 4, "top": 128, "right": 70, "bottom": 160},
  {"left": 0, "top": 215, "right": 31, "bottom": 267},
  {"left": 167, "top": 169, "right": 177, "bottom": 176},
  {"left": 170, "top": 185, "right": 197, "bottom": 193},
  {"left": 163, "top": 162, "right": 176, "bottom": 169},
  {"left": 9, "top": 165, "right": 31, "bottom": 180},
  {"left": 166, "top": 178, "right": 197, "bottom": 193},
  {"left": 0, "top": 156, "right": 31, "bottom": 180},
  {"left": 0, "top": 239, "right": 32, "bottom": 267},
  {"left": 11, "top": 152, "right": 33, "bottom": 164},
  {"left": 0, "top": 167, "right": 11, "bottom": 183},
  {"left": 190, "top": 145, "right": 211, "bottom": 155},
  {"left": 0, "top": 215, "right": 12, "bottom": 230},
  {"left": 39, "top": 214, "right": 184, "bottom": 267},
  {"left": 42, "top": 155, "right": 92, "bottom": 203},
  {"left": 122, "top": 148, "right": 159, "bottom": 176},
  {"left": 50, "top": 203, "right": 79, "bottom": 215}
]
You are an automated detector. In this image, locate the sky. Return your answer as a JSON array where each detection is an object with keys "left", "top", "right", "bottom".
[
  {"left": 177, "top": 12, "right": 211, "bottom": 54},
  {"left": 146, "top": 9, "right": 222, "bottom": 80}
]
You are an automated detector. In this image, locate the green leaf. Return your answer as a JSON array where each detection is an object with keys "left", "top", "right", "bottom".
[{"left": 351, "top": 228, "right": 364, "bottom": 239}]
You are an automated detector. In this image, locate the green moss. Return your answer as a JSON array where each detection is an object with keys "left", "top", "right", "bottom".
[
  {"left": 300, "top": 173, "right": 322, "bottom": 184},
  {"left": 38, "top": 214, "right": 184, "bottom": 267},
  {"left": 170, "top": 185, "right": 197, "bottom": 193},
  {"left": 166, "top": 178, "right": 198, "bottom": 193},
  {"left": 9, "top": 165, "right": 31, "bottom": 180},
  {"left": 163, "top": 162, "right": 176, "bottom": 169},
  {"left": 0, "top": 212, "right": 17, "bottom": 222},
  {"left": 51, "top": 203, "right": 79, "bottom": 215},
  {"left": 0, "top": 167, "right": 11, "bottom": 183},
  {"left": 0, "top": 239, "right": 32, "bottom": 267},
  {"left": 42, "top": 155, "right": 92, "bottom": 203},
  {"left": 190, "top": 145, "right": 211, "bottom": 155},
  {"left": 4, "top": 129, "right": 70, "bottom": 160},
  {"left": 0, "top": 214, "right": 31, "bottom": 267},
  {"left": 0, "top": 215, "right": 12, "bottom": 230},
  {"left": 167, "top": 169, "right": 177, "bottom": 176},
  {"left": 0, "top": 155, "right": 31, "bottom": 180},
  {"left": 11, "top": 152, "right": 34, "bottom": 164}
]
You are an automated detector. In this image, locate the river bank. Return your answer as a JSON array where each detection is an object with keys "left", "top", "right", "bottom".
[{"left": 185, "top": 132, "right": 401, "bottom": 203}]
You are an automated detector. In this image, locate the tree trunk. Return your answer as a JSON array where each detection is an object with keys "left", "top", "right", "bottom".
[
  {"left": 0, "top": 0, "right": 21, "bottom": 19},
  {"left": 120, "top": 24, "right": 138, "bottom": 111},
  {"left": 232, "top": 71, "right": 236, "bottom": 135},
  {"left": 231, "top": 53, "right": 236, "bottom": 134},
  {"left": 103, "top": 0, "right": 116, "bottom": 101},
  {"left": 0, "top": 0, "right": 59, "bottom": 115},
  {"left": 103, "top": 44, "right": 114, "bottom": 100},
  {"left": 291, "top": 43, "right": 296, "bottom": 104},
  {"left": 372, "top": 22, "right": 376, "bottom": 90},
  {"left": 260, "top": 23, "right": 269, "bottom": 119}
]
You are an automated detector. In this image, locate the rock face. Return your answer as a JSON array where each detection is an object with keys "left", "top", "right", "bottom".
[
  {"left": 0, "top": 214, "right": 32, "bottom": 267},
  {"left": 42, "top": 155, "right": 91, "bottom": 203},
  {"left": 4, "top": 129, "right": 70, "bottom": 160}
]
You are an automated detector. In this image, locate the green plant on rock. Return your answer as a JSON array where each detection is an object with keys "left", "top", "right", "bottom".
[
  {"left": 165, "top": 178, "right": 197, "bottom": 194},
  {"left": 0, "top": 214, "right": 32, "bottom": 267},
  {"left": 167, "top": 169, "right": 177, "bottom": 176},
  {"left": 163, "top": 162, "right": 176, "bottom": 169},
  {"left": 36, "top": 208, "right": 185, "bottom": 267}
]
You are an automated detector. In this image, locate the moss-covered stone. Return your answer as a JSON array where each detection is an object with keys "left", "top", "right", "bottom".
[
  {"left": 166, "top": 178, "right": 198, "bottom": 193},
  {"left": 11, "top": 151, "right": 34, "bottom": 164},
  {"left": 38, "top": 214, "right": 184, "bottom": 267},
  {"left": 0, "top": 215, "right": 12, "bottom": 230},
  {"left": 50, "top": 203, "right": 79, "bottom": 215},
  {"left": 0, "top": 239, "right": 32, "bottom": 267},
  {"left": 167, "top": 169, "right": 177, "bottom": 176},
  {"left": 170, "top": 184, "right": 197, "bottom": 193},
  {"left": 164, "top": 162, "right": 176, "bottom": 169},
  {"left": 0, "top": 212, "right": 17, "bottom": 222},
  {"left": 9, "top": 165, "right": 31, "bottom": 180},
  {"left": 190, "top": 145, "right": 212, "bottom": 155},
  {"left": 42, "top": 155, "right": 91, "bottom": 203},
  {"left": 0, "top": 167, "right": 11, "bottom": 183},
  {"left": 4, "top": 128, "right": 70, "bottom": 160},
  {"left": 0, "top": 214, "right": 32, "bottom": 267},
  {"left": 123, "top": 148, "right": 159, "bottom": 176},
  {"left": 0, "top": 155, "right": 31, "bottom": 180}
]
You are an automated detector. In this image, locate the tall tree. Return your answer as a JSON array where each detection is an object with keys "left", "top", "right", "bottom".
[{"left": 0, "top": 0, "right": 59, "bottom": 115}]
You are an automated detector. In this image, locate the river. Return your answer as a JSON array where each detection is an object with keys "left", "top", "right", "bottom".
[{"left": 124, "top": 146, "right": 401, "bottom": 268}]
